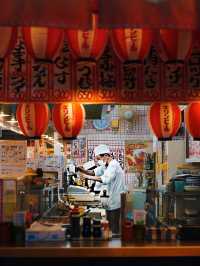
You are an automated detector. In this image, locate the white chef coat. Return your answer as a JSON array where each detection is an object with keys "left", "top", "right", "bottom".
[
  {"left": 93, "top": 165, "right": 105, "bottom": 192},
  {"left": 100, "top": 159, "right": 127, "bottom": 211}
]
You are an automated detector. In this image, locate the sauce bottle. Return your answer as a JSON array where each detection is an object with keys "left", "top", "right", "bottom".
[{"left": 71, "top": 207, "right": 80, "bottom": 238}]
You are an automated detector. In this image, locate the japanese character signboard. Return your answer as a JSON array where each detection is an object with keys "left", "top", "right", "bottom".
[
  {"left": 7, "top": 38, "right": 28, "bottom": 101},
  {"left": 186, "top": 44, "right": 200, "bottom": 100},
  {"left": 120, "top": 62, "right": 140, "bottom": 102},
  {"left": 51, "top": 41, "right": 73, "bottom": 101},
  {"left": 75, "top": 61, "right": 96, "bottom": 102},
  {"left": 97, "top": 46, "right": 119, "bottom": 102},
  {"left": 30, "top": 60, "right": 49, "bottom": 101},
  {"left": 142, "top": 47, "right": 161, "bottom": 101},
  {"left": 163, "top": 62, "right": 185, "bottom": 100},
  {"left": 1, "top": 35, "right": 200, "bottom": 103}
]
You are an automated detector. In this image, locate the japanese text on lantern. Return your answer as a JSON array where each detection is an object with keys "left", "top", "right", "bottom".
[
  {"left": 31, "top": 61, "right": 49, "bottom": 101},
  {"left": 161, "top": 105, "right": 171, "bottom": 134},
  {"left": 8, "top": 39, "right": 27, "bottom": 101},
  {"left": 25, "top": 104, "right": 33, "bottom": 131},
  {"left": 76, "top": 61, "right": 95, "bottom": 101},
  {"left": 143, "top": 47, "right": 161, "bottom": 100},
  {"left": 53, "top": 42, "right": 72, "bottom": 101},
  {"left": 187, "top": 45, "right": 200, "bottom": 99},
  {"left": 63, "top": 104, "right": 72, "bottom": 134},
  {"left": 125, "top": 29, "right": 139, "bottom": 52},
  {"left": 97, "top": 46, "right": 118, "bottom": 101},
  {"left": 81, "top": 31, "right": 90, "bottom": 50}
]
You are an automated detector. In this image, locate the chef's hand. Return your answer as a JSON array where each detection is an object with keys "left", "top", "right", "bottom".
[
  {"left": 79, "top": 173, "right": 85, "bottom": 182},
  {"left": 75, "top": 166, "right": 83, "bottom": 172}
]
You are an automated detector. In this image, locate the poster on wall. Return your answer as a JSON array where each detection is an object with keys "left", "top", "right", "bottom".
[
  {"left": 71, "top": 138, "right": 87, "bottom": 165},
  {"left": 125, "top": 140, "right": 153, "bottom": 173},
  {"left": 64, "top": 138, "right": 87, "bottom": 165},
  {"left": 0, "top": 140, "right": 27, "bottom": 178},
  {"left": 87, "top": 140, "right": 125, "bottom": 169},
  {"left": 186, "top": 133, "right": 200, "bottom": 162}
]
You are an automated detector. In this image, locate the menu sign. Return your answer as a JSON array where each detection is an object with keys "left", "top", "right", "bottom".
[{"left": 0, "top": 140, "right": 27, "bottom": 178}]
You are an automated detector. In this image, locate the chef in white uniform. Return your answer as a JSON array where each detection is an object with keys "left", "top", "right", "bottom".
[{"left": 79, "top": 144, "right": 127, "bottom": 235}]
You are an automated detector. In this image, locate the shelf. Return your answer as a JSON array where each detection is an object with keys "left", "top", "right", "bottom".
[{"left": 165, "top": 192, "right": 200, "bottom": 196}]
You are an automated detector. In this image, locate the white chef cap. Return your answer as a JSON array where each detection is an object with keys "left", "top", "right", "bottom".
[{"left": 94, "top": 144, "right": 110, "bottom": 157}]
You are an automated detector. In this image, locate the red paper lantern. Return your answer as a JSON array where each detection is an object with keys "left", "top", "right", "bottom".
[
  {"left": 111, "top": 29, "right": 153, "bottom": 62},
  {"left": 0, "top": 27, "right": 18, "bottom": 59},
  {"left": 158, "top": 29, "right": 193, "bottom": 61},
  {"left": 22, "top": 27, "right": 63, "bottom": 61},
  {"left": 148, "top": 102, "right": 181, "bottom": 140},
  {"left": 66, "top": 15, "right": 108, "bottom": 60},
  {"left": 16, "top": 103, "right": 49, "bottom": 138},
  {"left": 52, "top": 103, "right": 85, "bottom": 139},
  {"left": 185, "top": 102, "right": 200, "bottom": 140}
]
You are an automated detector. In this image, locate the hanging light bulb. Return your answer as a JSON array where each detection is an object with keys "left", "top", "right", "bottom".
[
  {"left": 42, "top": 134, "right": 48, "bottom": 139},
  {"left": 0, "top": 111, "right": 10, "bottom": 117},
  {"left": 7, "top": 115, "right": 18, "bottom": 123}
]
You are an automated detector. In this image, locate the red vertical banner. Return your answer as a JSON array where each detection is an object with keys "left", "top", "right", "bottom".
[
  {"left": 142, "top": 47, "right": 162, "bottom": 101},
  {"left": 50, "top": 41, "right": 73, "bottom": 102},
  {"left": 30, "top": 59, "right": 49, "bottom": 101},
  {"left": 0, "top": 180, "right": 3, "bottom": 222},
  {"left": 186, "top": 43, "right": 200, "bottom": 100},
  {"left": 0, "top": 61, "right": 5, "bottom": 101},
  {"left": 120, "top": 62, "right": 140, "bottom": 102},
  {"left": 74, "top": 61, "right": 96, "bottom": 102},
  {"left": 6, "top": 37, "right": 28, "bottom": 102},
  {"left": 163, "top": 61, "right": 185, "bottom": 100},
  {"left": 96, "top": 45, "right": 119, "bottom": 103}
]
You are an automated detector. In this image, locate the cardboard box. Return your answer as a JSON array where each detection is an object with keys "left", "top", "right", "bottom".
[{"left": 26, "top": 221, "right": 66, "bottom": 242}]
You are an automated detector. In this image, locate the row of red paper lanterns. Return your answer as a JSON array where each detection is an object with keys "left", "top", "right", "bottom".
[
  {"left": 148, "top": 102, "right": 200, "bottom": 141},
  {"left": 16, "top": 102, "right": 200, "bottom": 141},
  {"left": 16, "top": 102, "right": 85, "bottom": 140},
  {"left": 0, "top": 17, "right": 198, "bottom": 63}
]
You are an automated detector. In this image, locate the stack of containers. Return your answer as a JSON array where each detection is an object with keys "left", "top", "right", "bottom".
[{"left": 0, "top": 179, "right": 17, "bottom": 222}]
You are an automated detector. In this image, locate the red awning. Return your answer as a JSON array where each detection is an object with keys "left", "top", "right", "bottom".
[
  {"left": 0, "top": 0, "right": 92, "bottom": 29},
  {"left": 0, "top": 0, "right": 199, "bottom": 30},
  {"left": 99, "top": 0, "right": 200, "bottom": 30}
]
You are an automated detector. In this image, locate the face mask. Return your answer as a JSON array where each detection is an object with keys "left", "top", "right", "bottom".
[{"left": 98, "top": 160, "right": 106, "bottom": 166}]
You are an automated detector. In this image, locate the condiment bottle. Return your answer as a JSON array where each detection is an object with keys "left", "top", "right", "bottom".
[
  {"left": 71, "top": 207, "right": 80, "bottom": 238},
  {"left": 101, "top": 220, "right": 110, "bottom": 240},
  {"left": 121, "top": 220, "right": 133, "bottom": 242},
  {"left": 93, "top": 219, "right": 102, "bottom": 238},
  {"left": 82, "top": 215, "right": 91, "bottom": 238}
]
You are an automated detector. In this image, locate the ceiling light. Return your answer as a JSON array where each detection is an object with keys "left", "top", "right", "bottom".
[
  {"left": 0, "top": 111, "right": 10, "bottom": 117},
  {"left": 7, "top": 116, "right": 18, "bottom": 123},
  {"left": 42, "top": 134, "right": 48, "bottom": 138}
]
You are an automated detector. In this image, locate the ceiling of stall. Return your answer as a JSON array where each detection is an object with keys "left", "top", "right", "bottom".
[{"left": 0, "top": 104, "right": 103, "bottom": 120}]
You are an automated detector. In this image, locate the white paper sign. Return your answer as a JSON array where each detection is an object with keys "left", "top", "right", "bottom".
[{"left": 0, "top": 140, "right": 27, "bottom": 178}]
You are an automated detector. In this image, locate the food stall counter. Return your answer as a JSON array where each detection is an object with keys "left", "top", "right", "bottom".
[{"left": 1, "top": 240, "right": 200, "bottom": 258}]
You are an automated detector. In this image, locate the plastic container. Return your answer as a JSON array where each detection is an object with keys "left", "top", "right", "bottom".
[
  {"left": 174, "top": 180, "right": 185, "bottom": 192},
  {"left": 0, "top": 222, "right": 12, "bottom": 245},
  {"left": 82, "top": 216, "right": 91, "bottom": 238},
  {"left": 133, "top": 224, "right": 145, "bottom": 242},
  {"left": 121, "top": 220, "right": 133, "bottom": 242}
]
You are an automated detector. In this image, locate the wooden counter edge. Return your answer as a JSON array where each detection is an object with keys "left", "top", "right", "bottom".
[{"left": 1, "top": 245, "right": 200, "bottom": 258}]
